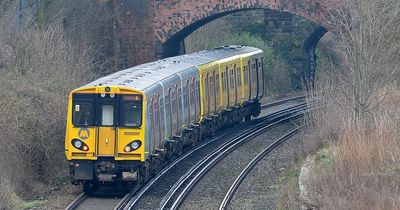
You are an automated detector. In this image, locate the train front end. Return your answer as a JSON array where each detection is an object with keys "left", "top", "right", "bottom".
[{"left": 65, "top": 86, "right": 146, "bottom": 189}]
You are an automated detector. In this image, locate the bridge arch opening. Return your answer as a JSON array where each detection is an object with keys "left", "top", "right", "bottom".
[{"left": 160, "top": 8, "right": 328, "bottom": 87}]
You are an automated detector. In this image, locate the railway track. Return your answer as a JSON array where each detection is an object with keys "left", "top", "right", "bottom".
[
  {"left": 156, "top": 107, "right": 307, "bottom": 210},
  {"left": 218, "top": 127, "right": 301, "bottom": 210},
  {"left": 65, "top": 95, "right": 309, "bottom": 210}
]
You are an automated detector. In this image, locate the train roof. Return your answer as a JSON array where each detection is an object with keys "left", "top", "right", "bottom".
[{"left": 82, "top": 45, "right": 262, "bottom": 91}]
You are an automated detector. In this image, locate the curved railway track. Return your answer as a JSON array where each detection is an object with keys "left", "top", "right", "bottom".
[
  {"left": 157, "top": 108, "right": 307, "bottom": 210},
  {"left": 218, "top": 127, "right": 301, "bottom": 210},
  {"left": 65, "top": 95, "right": 309, "bottom": 210}
]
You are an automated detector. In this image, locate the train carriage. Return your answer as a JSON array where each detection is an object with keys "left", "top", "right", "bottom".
[{"left": 65, "top": 45, "right": 264, "bottom": 192}]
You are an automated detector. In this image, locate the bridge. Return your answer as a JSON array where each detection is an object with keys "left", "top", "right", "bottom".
[{"left": 109, "top": 0, "right": 337, "bottom": 85}]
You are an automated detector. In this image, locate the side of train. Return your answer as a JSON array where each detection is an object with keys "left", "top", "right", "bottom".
[{"left": 65, "top": 45, "right": 264, "bottom": 191}]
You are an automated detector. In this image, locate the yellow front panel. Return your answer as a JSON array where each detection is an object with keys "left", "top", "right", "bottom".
[
  {"left": 67, "top": 127, "right": 97, "bottom": 159},
  {"left": 98, "top": 127, "right": 116, "bottom": 156},
  {"left": 116, "top": 128, "right": 145, "bottom": 161}
]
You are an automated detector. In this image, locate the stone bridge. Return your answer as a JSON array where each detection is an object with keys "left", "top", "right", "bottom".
[{"left": 111, "top": 0, "right": 338, "bottom": 84}]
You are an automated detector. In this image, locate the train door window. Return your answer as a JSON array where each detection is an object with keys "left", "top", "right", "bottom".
[
  {"left": 261, "top": 59, "right": 265, "bottom": 96},
  {"left": 158, "top": 95, "right": 164, "bottom": 139},
  {"left": 191, "top": 78, "right": 195, "bottom": 106},
  {"left": 209, "top": 74, "right": 214, "bottom": 99},
  {"left": 209, "top": 73, "right": 214, "bottom": 112},
  {"left": 168, "top": 88, "right": 173, "bottom": 134},
  {"left": 186, "top": 80, "right": 190, "bottom": 123},
  {"left": 248, "top": 61, "right": 251, "bottom": 81},
  {"left": 216, "top": 73, "right": 220, "bottom": 93},
  {"left": 152, "top": 98, "right": 156, "bottom": 149},
  {"left": 156, "top": 97, "right": 161, "bottom": 142},
  {"left": 243, "top": 66, "right": 247, "bottom": 85},
  {"left": 230, "top": 69, "right": 235, "bottom": 89},
  {"left": 213, "top": 71, "right": 217, "bottom": 111},
  {"left": 221, "top": 72, "right": 226, "bottom": 91},
  {"left": 101, "top": 105, "right": 114, "bottom": 126},
  {"left": 252, "top": 63, "right": 256, "bottom": 81},
  {"left": 237, "top": 66, "right": 241, "bottom": 87},
  {"left": 176, "top": 85, "right": 180, "bottom": 130},
  {"left": 194, "top": 80, "right": 198, "bottom": 118}
]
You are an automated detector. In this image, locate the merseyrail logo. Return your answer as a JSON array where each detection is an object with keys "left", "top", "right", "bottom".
[{"left": 78, "top": 128, "right": 90, "bottom": 140}]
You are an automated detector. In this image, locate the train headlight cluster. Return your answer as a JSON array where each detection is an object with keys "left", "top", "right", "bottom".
[
  {"left": 74, "top": 141, "right": 82, "bottom": 148},
  {"left": 131, "top": 141, "right": 139, "bottom": 149},
  {"left": 124, "top": 140, "right": 141, "bottom": 152},
  {"left": 72, "top": 139, "right": 89, "bottom": 151}
]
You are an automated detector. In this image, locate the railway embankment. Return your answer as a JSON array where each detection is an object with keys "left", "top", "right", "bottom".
[{"left": 296, "top": 88, "right": 400, "bottom": 209}]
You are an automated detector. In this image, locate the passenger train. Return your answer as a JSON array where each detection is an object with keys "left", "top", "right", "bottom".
[{"left": 65, "top": 45, "right": 264, "bottom": 192}]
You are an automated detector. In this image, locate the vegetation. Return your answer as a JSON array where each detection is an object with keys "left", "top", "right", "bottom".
[
  {"left": 0, "top": 2, "right": 96, "bottom": 208},
  {"left": 304, "top": 0, "right": 400, "bottom": 209},
  {"left": 185, "top": 17, "right": 302, "bottom": 97}
]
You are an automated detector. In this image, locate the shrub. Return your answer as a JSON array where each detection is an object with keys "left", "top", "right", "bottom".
[{"left": 0, "top": 6, "right": 96, "bottom": 197}]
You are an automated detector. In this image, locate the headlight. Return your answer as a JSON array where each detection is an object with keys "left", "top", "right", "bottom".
[
  {"left": 131, "top": 141, "right": 139, "bottom": 149},
  {"left": 125, "top": 140, "right": 141, "bottom": 152},
  {"left": 71, "top": 139, "right": 88, "bottom": 151},
  {"left": 74, "top": 141, "right": 82, "bottom": 148}
]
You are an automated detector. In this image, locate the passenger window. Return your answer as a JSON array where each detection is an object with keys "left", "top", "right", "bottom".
[{"left": 120, "top": 95, "right": 142, "bottom": 127}]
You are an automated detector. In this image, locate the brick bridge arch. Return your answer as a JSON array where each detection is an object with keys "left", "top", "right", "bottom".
[
  {"left": 112, "top": 0, "right": 335, "bottom": 84},
  {"left": 154, "top": 1, "right": 331, "bottom": 57}
]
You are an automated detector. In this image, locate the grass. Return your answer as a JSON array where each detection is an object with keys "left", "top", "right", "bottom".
[
  {"left": 275, "top": 161, "right": 302, "bottom": 210},
  {"left": 16, "top": 200, "right": 47, "bottom": 210},
  {"left": 313, "top": 144, "right": 332, "bottom": 167},
  {"left": 304, "top": 88, "right": 400, "bottom": 210}
]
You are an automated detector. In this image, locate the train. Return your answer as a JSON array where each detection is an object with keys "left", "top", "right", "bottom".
[{"left": 65, "top": 45, "right": 264, "bottom": 192}]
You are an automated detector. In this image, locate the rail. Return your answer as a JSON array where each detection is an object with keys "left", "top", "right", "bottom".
[
  {"left": 218, "top": 127, "right": 302, "bottom": 210},
  {"left": 157, "top": 105, "right": 308, "bottom": 210}
]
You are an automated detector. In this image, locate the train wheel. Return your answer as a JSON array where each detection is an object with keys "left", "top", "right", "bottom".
[
  {"left": 83, "top": 182, "right": 97, "bottom": 195},
  {"left": 149, "top": 157, "right": 160, "bottom": 176},
  {"left": 139, "top": 163, "right": 150, "bottom": 184}
]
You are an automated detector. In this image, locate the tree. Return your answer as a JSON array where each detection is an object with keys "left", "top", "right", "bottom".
[{"left": 322, "top": 0, "right": 400, "bottom": 127}]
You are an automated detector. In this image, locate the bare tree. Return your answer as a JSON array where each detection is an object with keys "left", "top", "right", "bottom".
[{"left": 323, "top": 0, "right": 400, "bottom": 127}]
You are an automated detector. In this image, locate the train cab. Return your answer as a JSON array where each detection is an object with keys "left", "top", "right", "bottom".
[{"left": 65, "top": 86, "right": 146, "bottom": 186}]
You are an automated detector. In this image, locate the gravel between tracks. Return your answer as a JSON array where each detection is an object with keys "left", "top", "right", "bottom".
[
  {"left": 180, "top": 122, "right": 297, "bottom": 210},
  {"left": 228, "top": 133, "right": 304, "bottom": 209},
  {"left": 132, "top": 103, "right": 299, "bottom": 210}
]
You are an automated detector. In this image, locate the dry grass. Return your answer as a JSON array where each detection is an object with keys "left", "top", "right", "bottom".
[{"left": 303, "top": 87, "right": 400, "bottom": 210}]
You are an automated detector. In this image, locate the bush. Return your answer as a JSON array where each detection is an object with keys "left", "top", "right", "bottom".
[
  {"left": 0, "top": 176, "right": 16, "bottom": 210},
  {"left": 0, "top": 6, "right": 96, "bottom": 198}
]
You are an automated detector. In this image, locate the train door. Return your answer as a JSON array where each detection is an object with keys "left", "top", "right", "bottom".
[
  {"left": 209, "top": 73, "right": 215, "bottom": 114},
  {"left": 233, "top": 64, "right": 238, "bottom": 105},
  {"left": 192, "top": 78, "right": 196, "bottom": 122},
  {"left": 97, "top": 95, "right": 116, "bottom": 156},
  {"left": 225, "top": 67, "right": 229, "bottom": 107},
  {"left": 255, "top": 59, "right": 259, "bottom": 98},
  {"left": 152, "top": 97, "right": 161, "bottom": 150},
  {"left": 177, "top": 85, "right": 180, "bottom": 130},
  {"left": 168, "top": 88, "right": 174, "bottom": 135},
  {"left": 247, "top": 64, "right": 251, "bottom": 101},
  {"left": 260, "top": 59, "right": 265, "bottom": 98},
  {"left": 214, "top": 71, "right": 219, "bottom": 112},
  {"left": 236, "top": 65, "right": 242, "bottom": 103},
  {"left": 186, "top": 80, "right": 190, "bottom": 125},
  {"left": 248, "top": 61, "right": 252, "bottom": 100}
]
